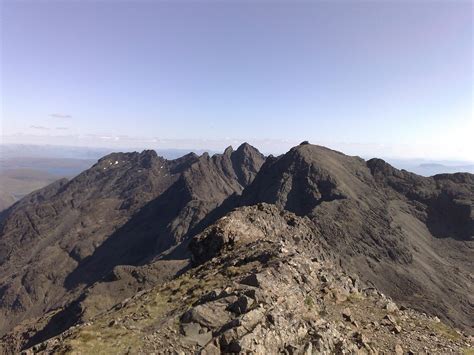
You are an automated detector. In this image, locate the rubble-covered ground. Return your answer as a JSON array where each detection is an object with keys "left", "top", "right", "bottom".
[{"left": 24, "top": 204, "right": 473, "bottom": 354}]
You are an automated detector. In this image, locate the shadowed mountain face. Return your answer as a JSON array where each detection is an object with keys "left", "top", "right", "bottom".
[
  {"left": 0, "top": 143, "right": 472, "bottom": 353},
  {"left": 241, "top": 144, "right": 473, "bottom": 331},
  {"left": 367, "top": 158, "right": 474, "bottom": 240},
  {"left": 0, "top": 144, "right": 265, "bottom": 340}
]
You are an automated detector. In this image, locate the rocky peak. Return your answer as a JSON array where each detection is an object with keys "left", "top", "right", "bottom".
[
  {"left": 234, "top": 142, "right": 264, "bottom": 162},
  {"left": 235, "top": 142, "right": 254, "bottom": 153},
  {"left": 366, "top": 157, "right": 399, "bottom": 177},
  {"left": 223, "top": 146, "right": 234, "bottom": 156},
  {"left": 97, "top": 149, "right": 160, "bottom": 167},
  {"left": 240, "top": 143, "right": 370, "bottom": 216},
  {"left": 230, "top": 143, "right": 265, "bottom": 187}
]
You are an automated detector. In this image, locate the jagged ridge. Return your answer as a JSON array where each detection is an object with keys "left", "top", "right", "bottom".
[{"left": 0, "top": 143, "right": 265, "bottom": 349}]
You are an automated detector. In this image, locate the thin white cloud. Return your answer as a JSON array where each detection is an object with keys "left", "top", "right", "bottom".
[
  {"left": 30, "top": 125, "right": 49, "bottom": 130},
  {"left": 56, "top": 127, "right": 69, "bottom": 130},
  {"left": 99, "top": 136, "right": 119, "bottom": 141},
  {"left": 50, "top": 113, "right": 72, "bottom": 119}
]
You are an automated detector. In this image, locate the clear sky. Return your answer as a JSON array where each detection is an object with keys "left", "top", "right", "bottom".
[{"left": 1, "top": 0, "right": 472, "bottom": 160}]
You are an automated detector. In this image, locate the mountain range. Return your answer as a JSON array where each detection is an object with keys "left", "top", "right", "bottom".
[{"left": 0, "top": 143, "right": 472, "bottom": 354}]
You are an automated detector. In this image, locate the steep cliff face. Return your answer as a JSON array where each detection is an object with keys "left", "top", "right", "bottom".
[
  {"left": 367, "top": 158, "right": 474, "bottom": 240},
  {"left": 0, "top": 144, "right": 265, "bottom": 341}
]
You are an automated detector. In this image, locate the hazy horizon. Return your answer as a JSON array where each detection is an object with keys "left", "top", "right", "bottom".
[
  {"left": 1, "top": 1, "right": 473, "bottom": 161},
  {"left": 2, "top": 142, "right": 474, "bottom": 167}
]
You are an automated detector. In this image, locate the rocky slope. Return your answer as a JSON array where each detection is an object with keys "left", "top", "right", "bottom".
[
  {"left": 0, "top": 144, "right": 264, "bottom": 346},
  {"left": 19, "top": 205, "right": 473, "bottom": 354},
  {"left": 240, "top": 144, "right": 473, "bottom": 332},
  {"left": 0, "top": 142, "right": 472, "bottom": 354}
]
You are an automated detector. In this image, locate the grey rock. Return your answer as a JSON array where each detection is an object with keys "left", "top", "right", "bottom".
[
  {"left": 227, "top": 295, "right": 254, "bottom": 315},
  {"left": 181, "top": 302, "right": 232, "bottom": 329},
  {"left": 240, "top": 273, "right": 264, "bottom": 288},
  {"left": 386, "top": 301, "right": 399, "bottom": 313}
]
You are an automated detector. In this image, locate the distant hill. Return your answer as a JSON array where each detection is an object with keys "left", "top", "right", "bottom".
[
  {"left": 385, "top": 158, "right": 474, "bottom": 176},
  {"left": 416, "top": 163, "right": 474, "bottom": 176},
  {"left": 0, "top": 169, "right": 58, "bottom": 211},
  {"left": 0, "top": 158, "right": 96, "bottom": 212}
]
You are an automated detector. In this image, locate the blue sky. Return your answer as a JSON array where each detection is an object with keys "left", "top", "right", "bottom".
[{"left": 1, "top": 0, "right": 472, "bottom": 159}]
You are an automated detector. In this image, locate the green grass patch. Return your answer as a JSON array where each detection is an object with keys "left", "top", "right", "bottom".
[
  {"left": 430, "top": 321, "right": 461, "bottom": 341},
  {"left": 304, "top": 296, "right": 314, "bottom": 309}
]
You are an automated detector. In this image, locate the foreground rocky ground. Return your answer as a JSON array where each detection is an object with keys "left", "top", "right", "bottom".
[{"left": 20, "top": 205, "right": 473, "bottom": 354}]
